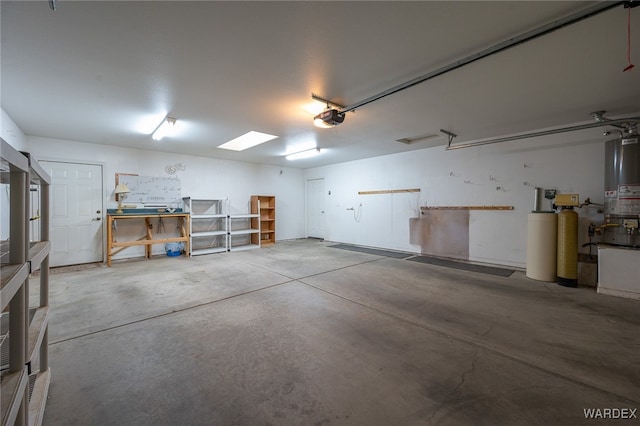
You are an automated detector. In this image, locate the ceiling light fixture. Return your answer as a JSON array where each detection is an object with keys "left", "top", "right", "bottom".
[
  {"left": 151, "top": 116, "right": 177, "bottom": 141},
  {"left": 286, "top": 148, "right": 322, "bottom": 161},
  {"left": 218, "top": 131, "right": 278, "bottom": 151}
]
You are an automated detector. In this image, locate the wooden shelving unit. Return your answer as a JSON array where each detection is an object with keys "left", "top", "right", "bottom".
[
  {"left": 1, "top": 139, "right": 51, "bottom": 426},
  {"left": 251, "top": 195, "right": 275, "bottom": 247}
]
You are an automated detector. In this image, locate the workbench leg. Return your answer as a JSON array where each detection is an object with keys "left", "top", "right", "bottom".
[
  {"left": 145, "top": 218, "right": 153, "bottom": 259},
  {"left": 181, "top": 217, "right": 190, "bottom": 257},
  {"left": 107, "top": 216, "right": 113, "bottom": 266}
]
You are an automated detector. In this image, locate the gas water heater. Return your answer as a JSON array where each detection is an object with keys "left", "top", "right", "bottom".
[{"left": 603, "top": 131, "right": 640, "bottom": 247}]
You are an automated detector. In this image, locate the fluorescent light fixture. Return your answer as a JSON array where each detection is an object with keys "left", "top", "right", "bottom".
[
  {"left": 286, "top": 148, "right": 322, "bottom": 161},
  {"left": 152, "top": 116, "right": 177, "bottom": 141},
  {"left": 218, "top": 131, "right": 278, "bottom": 151}
]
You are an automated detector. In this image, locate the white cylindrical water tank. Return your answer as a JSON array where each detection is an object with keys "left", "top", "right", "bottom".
[{"left": 526, "top": 212, "right": 557, "bottom": 282}]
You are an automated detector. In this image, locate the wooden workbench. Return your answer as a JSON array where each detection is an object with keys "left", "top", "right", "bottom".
[{"left": 106, "top": 212, "right": 190, "bottom": 266}]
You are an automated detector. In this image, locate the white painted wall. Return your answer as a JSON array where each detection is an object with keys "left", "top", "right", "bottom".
[
  {"left": 305, "top": 129, "right": 606, "bottom": 268},
  {"left": 1, "top": 108, "right": 29, "bottom": 240},
  {"left": 6, "top": 109, "right": 610, "bottom": 269},
  {"left": 26, "top": 136, "right": 305, "bottom": 260},
  {"left": 1, "top": 108, "right": 27, "bottom": 151}
]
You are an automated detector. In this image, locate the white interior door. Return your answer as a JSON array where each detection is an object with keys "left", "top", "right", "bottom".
[
  {"left": 41, "top": 161, "right": 103, "bottom": 266},
  {"left": 306, "top": 178, "right": 325, "bottom": 239}
]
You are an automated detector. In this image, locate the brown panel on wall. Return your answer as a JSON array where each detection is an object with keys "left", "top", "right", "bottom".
[{"left": 409, "top": 210, "right": 470, "bottom": 260}]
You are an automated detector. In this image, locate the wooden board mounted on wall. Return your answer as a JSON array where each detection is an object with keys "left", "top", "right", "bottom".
[
  {"left": 420, "top": 205, "right": 514, "bottom": 210},
  {"left": 358, "top": 188, "right": 421, "bottom": 195}
]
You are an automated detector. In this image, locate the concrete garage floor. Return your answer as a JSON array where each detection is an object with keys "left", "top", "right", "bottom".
[{"left": 40, "top": 239, "right": 639, "bottom": 425}]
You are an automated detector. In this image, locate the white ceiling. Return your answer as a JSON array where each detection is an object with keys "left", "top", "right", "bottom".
[{"left": 2, "top": 1, "right": 640, "bottom": 168}]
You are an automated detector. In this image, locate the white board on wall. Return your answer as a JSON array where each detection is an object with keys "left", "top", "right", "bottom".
[{"left": 117, "top": 174, "right": 181, "bottom": 206}]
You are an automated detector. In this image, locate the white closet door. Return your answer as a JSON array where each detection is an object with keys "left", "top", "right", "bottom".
[{"left": 306, "top": 178, "right": 325, "bottom": 239}]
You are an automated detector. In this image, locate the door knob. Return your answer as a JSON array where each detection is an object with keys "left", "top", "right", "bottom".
[{"left": 93, "top": 217, "right": 102, "bottom": 221}]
